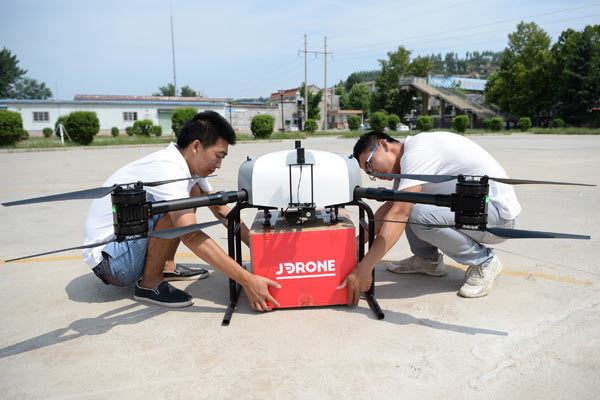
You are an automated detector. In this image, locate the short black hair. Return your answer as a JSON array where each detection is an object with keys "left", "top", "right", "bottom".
[
  {"left": 352, "top": 131, "right": 398, "bottom": 162},
  {"left": 177, "top": 110, "right": 236, "bottom": 149}
]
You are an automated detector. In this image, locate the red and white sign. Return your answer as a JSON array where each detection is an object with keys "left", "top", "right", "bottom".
[{"left": 250, "top": 227, "right": 356, "bottom": 308}]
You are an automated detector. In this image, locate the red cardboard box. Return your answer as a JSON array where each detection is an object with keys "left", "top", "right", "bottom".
[{"left": 250, "top": 211, "right": 356, "bottom": 308}]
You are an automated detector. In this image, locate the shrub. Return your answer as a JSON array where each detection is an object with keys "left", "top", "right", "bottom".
[
  {"left": 483, "top": 119, "right": 492, "bottom": 130},
  {"left": 388, "top": 114, "right": 401, "bottom": 131},
  {"left": 304, "top": 119, "right": 317, "bottom": 133},
  {"left": 416, "top": 115, "right": 434, "bottom": 131},
  {"left": 489, "top": 117, "right": 504, "bottom": 131},
  {"left": 111, "top": 127, "right": 119, "bottom": 137},
  {"left": 64, "top": 111, "right": 99, "bottom": 145},
  {"left": 43, "top": 127, "right": 53, "bottom": 138},
  {"left": 348, "top": 115, "right": 361, "bottom": 131},
  {"left": 518, "top": 117, "right": 531, "bottom": 132},
  {"left": 132, "top": 119, "right": 154, "bottom": 136},
  {"left": 369, "top": 111, "right": 388, "bottom": 131},
  {"left": 251, "top": 114, "right": 274, "bottom": 138},
  {"left": 552, "top": 118, "right": 565, "bottom": 128},
  {"left": 152, "top": 125, "right": 162, "bottom": 136},
  {"left": 21, "top": 129, "right": 29, "bottom": 140},
  {"left": 452, "top": 115, "right": 470, "bottom": 133},
  {"left": 0, "top": 110, "right": 25, "bottom": 146},
  {"left": 172, "top": 107, "right": 197, "bottom": 137},
  {"left": 54, "top": 115, "right": 68, "bottom": 137},
  {"left": 125, "top": 127, "right": 134, "bottom": 136}
]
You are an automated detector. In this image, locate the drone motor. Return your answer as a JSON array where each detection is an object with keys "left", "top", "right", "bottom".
[{"left": 111, "top": 183, "right": 151, "bottom": 241}]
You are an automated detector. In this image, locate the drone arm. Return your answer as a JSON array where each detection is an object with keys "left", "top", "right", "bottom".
[
  {"left": 354, "top": 187, "right": 452, "bottom": 208},
  {"left": 150, "top": 190, "right": 248, "bottom": 215}
]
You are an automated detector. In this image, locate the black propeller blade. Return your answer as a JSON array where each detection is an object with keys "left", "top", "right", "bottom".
[
  {"left": 371, "top": 173, "right": 595, "bottom": 187},
  {"left": 1, "top": 175, "right": 215, "bottom": 207},
  {"left": 3, "top": 220, "right": 224, "bottom": 263},
  {"left": 373, "top": 219, "right": 590, "bottom": 240}
]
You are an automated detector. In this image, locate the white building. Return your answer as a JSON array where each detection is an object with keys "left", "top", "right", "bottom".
[{"left": 0, "top": 95, "right": 229, "bottom": 136}]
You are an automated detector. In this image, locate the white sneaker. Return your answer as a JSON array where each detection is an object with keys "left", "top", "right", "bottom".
[
  {"left": 458, "top": 255, "right": 503, "bottom": 298},
  {"left": 386, "top": 253, "right": 446, "bottom": 277}
]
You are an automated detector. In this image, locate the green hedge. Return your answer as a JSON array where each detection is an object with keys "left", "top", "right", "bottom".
[
  {"left": 369, "top": 111, "right": 388, "bottom": 131},
  {"left": 0, "top": 110, "right": 25, "bottom": 146},
  {"left": 132, "top": 119, "right": 154, "bottom": 136},
  {"left": 304, "top": 119, "right": 317, "bottom": 133},
  {"left": 388, "top": 114, "right": 401, "bottom": 131},
  {"left": 152, "top": 125, "right": 162, "bottom": 136},
  {"left": 348, "top": 115, "right": 361, "bottom": 131},
  {"left": 251, "top": 114, "right": 274, "bottom": 138},
  {"left": 452, "top": 115, "right": 470, "bottom": 133},
  {"left": 125, "top": 127, "right": 134, "bottom": 136},
  {"left": 416, "top": 115, "right": 433, "bottom": 131},
  {"left": 111, "top": 127, "right": 119, "bottom": 137},
  {"left": 43, "top": 127, "right": 53, "bottom": 138},
  {"left": 490, "top": 117, "right": 503, "bottom": 131},
  {"left": 64, "top": 111, "right": 99, "bottom": 145},
  {"left": 552, "top": 118, "right": 565, "bottom": 128},
  {"left": 172, "top": 107, "right": 197, "bottom": 137},
  {"left": 518, "top": 117, "right": 531, "bottom": 132}
]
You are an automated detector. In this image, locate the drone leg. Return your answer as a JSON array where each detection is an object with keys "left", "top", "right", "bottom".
[
  {"left": 222, "top": 203, "right": 244, "bottom": 326},
  {"left": 357, "top": 201, "right": 385, "bottom": 320}
]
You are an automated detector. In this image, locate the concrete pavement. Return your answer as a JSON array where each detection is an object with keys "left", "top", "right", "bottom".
[{"left": 0, "top": 134, "right": 599, "bottom": 399}]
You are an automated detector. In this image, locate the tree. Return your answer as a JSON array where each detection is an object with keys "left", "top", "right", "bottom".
[
  {"left": 179, "top": 85, "right": 198, "bottom": 97},
  {"left": 551, "top": 25, "right": 600, "bottom": 126},
  {"left": 11, "top": 77, "right": 52, "bottom": 99},
  {"left": 344, "top": 72, "right": 363, "bottom": 92},
  {"left": 0, "top": 48, "right": 26, "bottom": 98},
  {"left": 0, "top": 48, "right": 52, "bottom": 99},
  {"left": 299, "top": 85, "right": 322, "bottom": 120},
  {"left": 335, "top": 85, "right": 350, "bottom": 110},
  {"left": 484, "top": 22, "right": 553, "bottom": 122},
  {"left": 153, "top": 83, "right": 176, "bottom": 96},
  {"left": 371, "top": 46, "right": 429, "bottom": 118},
  {"left": 347, "top": 83, "right": 371, "bottom": 115}
]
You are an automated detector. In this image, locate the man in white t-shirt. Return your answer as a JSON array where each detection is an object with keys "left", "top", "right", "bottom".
[
  {"left": 83, "top": 111, "right": 280, "bottom": 310},
  {"left": 339, "top": 131, "right": 520, "bottom": 304}
]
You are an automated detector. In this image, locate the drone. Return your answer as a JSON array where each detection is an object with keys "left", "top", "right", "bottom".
[{"left": 2, "top": 141, "right": 594, "bottom": 325}]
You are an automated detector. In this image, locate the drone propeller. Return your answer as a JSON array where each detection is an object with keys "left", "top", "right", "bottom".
[
  {"left": 3, "top": 220, "right": 224, "bottom": 263},
  {"left": 1, "top": 175, "right": 215, "bottom": 207},
  {"left": 371, "top": 173, "right": 595, "bottom": 187},
  {"left": 374, "top": 219, "right": 590, "bottom": 240}
]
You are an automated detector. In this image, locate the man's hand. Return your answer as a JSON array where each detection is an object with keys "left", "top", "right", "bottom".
[
  {"left": 242, "top": 274, "right": 281, "bottom": 312},
  {"left": 337, "top": 267, "right": 373, "bottom": 307}
]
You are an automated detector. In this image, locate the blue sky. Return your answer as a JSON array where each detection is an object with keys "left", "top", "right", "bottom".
[{"left": 1, "top": 0, "right": 598, "bottom": 100}]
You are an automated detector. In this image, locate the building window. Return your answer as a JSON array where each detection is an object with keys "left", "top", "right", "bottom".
[
  {"left": 33, "top": 111, "right": 49, "bottom": 122},
  {"left": 123, "top": 112, "right": 138, "bottom": 121}
]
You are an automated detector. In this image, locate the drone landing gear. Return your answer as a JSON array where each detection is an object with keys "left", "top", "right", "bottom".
[{"left": 221, "top": 201, "right": 384, "bottom": 326}]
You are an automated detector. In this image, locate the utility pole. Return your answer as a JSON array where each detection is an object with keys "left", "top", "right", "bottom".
[
  {"left": 323, "top": 36, "right": 327, "bottom": 131},
  {"left": 304, "top": 34, "right": 308, "bottom": 125},
  {"left": 170, "top": 0, "right": 177, "bottom": 97},
  {"left": 298, "top": 34, "right": 332, "bottom": 131}
]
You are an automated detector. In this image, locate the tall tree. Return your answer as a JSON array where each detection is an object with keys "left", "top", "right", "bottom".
[
  {"left": 344, "top": 72, "right": 363, "bottom": 92},
  {"left": 347, "top": 83, "right": 371, "bottom": 116},
  {"left": 484, "top": 22, "right": 553, "bottom": 121},
  {"left": 551, "top": 25, "right": 600, "bottom": 126},
  {"left": 299, "top": 85, "right": 323, "bottom": 120},
  {"left": 11, "top": 77, "right": 52, "bottom": 99},
  {"left": 335, "top": 85, "right": 350, "bottom": 110},
  {"left": 371, "top": 46, "right": 429, "bottom": 117},
  {"left": 179, "top": 85, "right": 198, "bottom": 97},
  {"left": 0, "top": 48, "right": 26, "bottom": 98},
  {"left": 153, "top": 83, "right": 176, "bottom": 96}
]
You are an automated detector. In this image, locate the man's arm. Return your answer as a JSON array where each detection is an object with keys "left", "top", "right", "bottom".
[
  {"left": 169, "top": 208, "right": 280, "bottom": 311},
  {"left": 339, "top": 184, "right": 423, "bottom": 306}
]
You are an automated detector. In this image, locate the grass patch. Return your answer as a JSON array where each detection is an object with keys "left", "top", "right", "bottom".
[{"left": 529, "top": 127, "right": 600, "bottom": 135}]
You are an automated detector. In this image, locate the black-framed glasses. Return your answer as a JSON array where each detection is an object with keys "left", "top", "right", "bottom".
[{"left": 365, "top": 142, "right": 379, "bottom": 181}]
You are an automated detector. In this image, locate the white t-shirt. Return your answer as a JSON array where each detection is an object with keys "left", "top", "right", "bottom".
[
  {"left": 392, "top": 131, "right": 521, "bottom": 220},
  {"left": 83, "top": 143, "right": 213, "bottom": 268}
]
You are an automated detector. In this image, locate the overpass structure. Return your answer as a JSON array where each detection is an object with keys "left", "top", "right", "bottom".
[{"left": 399, "top": 76, "right": 497, "bottom": 128}]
